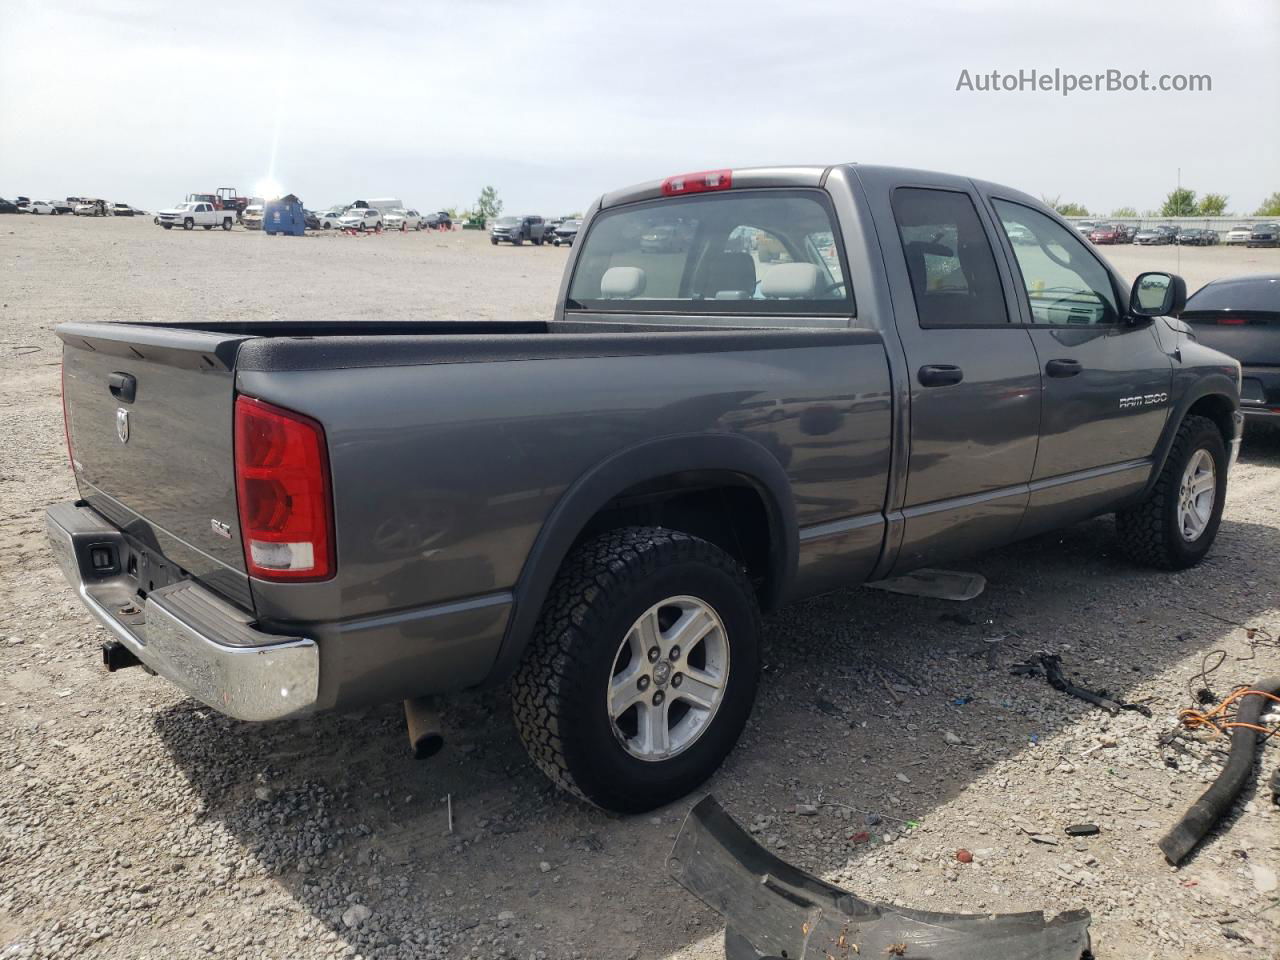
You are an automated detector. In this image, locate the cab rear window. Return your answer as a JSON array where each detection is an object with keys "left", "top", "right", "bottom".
[{"left": 566, "top": 190, "right": 852, "bottom": 325}]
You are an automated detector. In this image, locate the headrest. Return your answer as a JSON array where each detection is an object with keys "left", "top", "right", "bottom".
[
  {"left": 761, "top": 262, "right": 821, "bottom": 299},
  {"left": 600, "top": 266, "right": 647, "bottom": 299}
]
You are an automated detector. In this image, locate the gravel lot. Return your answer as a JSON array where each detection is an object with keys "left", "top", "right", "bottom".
[{"left": 2, "top": 216, "right": 1278, "bottom": 960}]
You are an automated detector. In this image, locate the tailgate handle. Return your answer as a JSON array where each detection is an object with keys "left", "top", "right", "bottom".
[{"left": 108, "top": 372, "right": 137, "bottom": 404}]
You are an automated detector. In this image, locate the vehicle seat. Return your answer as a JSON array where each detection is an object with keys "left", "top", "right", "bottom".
[
  {"left": 761, "top": 262, "right": 821, "bottom": 299},
  {"left": 697, "top": 252, "right": 757, "bottom": 299}
]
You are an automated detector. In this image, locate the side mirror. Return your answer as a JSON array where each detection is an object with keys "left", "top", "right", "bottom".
[{"left": 1129, "top": 271, "right": 1187, "bottom": 319}]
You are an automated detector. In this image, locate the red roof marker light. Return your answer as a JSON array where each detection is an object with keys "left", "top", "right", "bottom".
[{"left": 661, "top": 169, "right": 733, "bottom": 197}]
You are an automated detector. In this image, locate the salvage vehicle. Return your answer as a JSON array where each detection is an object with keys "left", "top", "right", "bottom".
[
  {"left": 490, "top": 214, "right": 546, "bottom": 245},
  {"left": 423, "top": 210, "right": 452, "bottom": 230},
  {"left": 1225, "top": 224, "right": 1254, "bottom": 245},
  {"left": 48, "top": 163, "right": 1242, "bottom": 814},
  {"left": 74, "top": 199, "right": 108, "bottom": 217},
  {"left": 0, "top": 198, "right": 17, "bottom": 214},
  {"left": 156, "top": 201, "right": 235, "bottom": 231},
  {"left": 1247, "top": 222, "right": 1279, "bottom": 248},
  {"left": 111, "top": 203, "right": 136, "bottom": 217},
  {"left": 1088, "top": 223, "right": 1123, "bottom": 244},
  {"left": 27, "top": 200, "right": 55, "bottom": 215},
  {"left": 337, "top": 207, "right": 382, "bottom": 231},
  {"left": 552, "top": 218, "right": 582, "bottom": 246},
  {"left": 384, "top": 208, "right": 421, "bottom": 231},
  {"left": 240, "top": 202, "right": 264, "bottom": 230},
  {"left": 315, "top": 208, "right": 344, "bottom": 230},
  {"left": 1181, "top": 274, "right": 1279, "bottom": 425},
  {"left": 1135, "top": 225, "right": 1172, "bottom": 245}
]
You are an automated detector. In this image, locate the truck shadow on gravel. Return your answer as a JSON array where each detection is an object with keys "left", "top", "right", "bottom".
[{"left": 152, "top": 512, "right": 1280, "bottom": 960}]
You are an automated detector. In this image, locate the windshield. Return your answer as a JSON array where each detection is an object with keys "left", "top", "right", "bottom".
[
  {"left": 567, "top": 190, "right": 851, "bottom": 325},
  {"left": 175, "top": 202, "right": 195, "bottom": 211},
  {"left": 495, "top": 217, "right": 518, "bottom": 226}
]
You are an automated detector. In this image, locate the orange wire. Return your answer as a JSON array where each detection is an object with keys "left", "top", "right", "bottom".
[{"left": 1178, "top": 687, "right": 1280, "bottom": 738}]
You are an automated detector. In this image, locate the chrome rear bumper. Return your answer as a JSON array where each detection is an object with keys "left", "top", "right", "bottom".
[{"left": 46, "top": 502, "right": 318, "bottom": 721}]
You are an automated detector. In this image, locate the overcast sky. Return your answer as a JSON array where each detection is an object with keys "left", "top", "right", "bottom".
[{"left": 1, "top": 0, "right": 1277, "bottom": 216}]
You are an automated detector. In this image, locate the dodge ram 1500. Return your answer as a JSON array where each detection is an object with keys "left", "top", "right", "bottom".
[{"left": 49, "top": 163, "right": 1242, "bottom": 812}]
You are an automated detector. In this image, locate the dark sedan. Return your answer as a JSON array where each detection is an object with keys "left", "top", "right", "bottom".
[
  {"left": 552, "top": 218, "right": 582, "bottom": 246},
  {"left": 1247, "top": 223, "right": 1279, "bottom": 248},
  {"left": 0, "top": 197, "right": 18, "bottom": 214},
  {"left": 1134, "top": 226, "right": 1173, "bottom": 245},
  {"left": 1182, "top": 274, "right": 1280, "bottom": 425},
  {"left": 1176, "top": 228, "right": 1216, "bottom": 246}
]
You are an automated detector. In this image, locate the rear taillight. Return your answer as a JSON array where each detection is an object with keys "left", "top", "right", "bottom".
[
  {"left": 60, "top": 359, "right": 74, "bottom": 470},
  {"left": 1216, "top": 317, "right": 1247, "bottom": 325},
  {"left": 661, "top": 169, "right": 732, "bottom": 196},
  {"left": 234, "top": 396, "right": 335, "bottom": 581}
]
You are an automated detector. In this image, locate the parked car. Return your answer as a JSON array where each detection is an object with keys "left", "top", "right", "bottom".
[
  {"left": 14, "top": 197, "right": 32, "bottom": 212},
  {"left": 241, "top": 202, "right": 264, "bottom": 230},
  {"left": 1072, "top": 220, "right": 1097, "bottom": 237},
  {"left": 1247, "top": 223, "right": 1279, "bottom": 248},
  {"left": 1135, "top": 225, "right": 1172, "bottom": 245},
  {"left": 1088, "top": 223, "right": 1124, "bottom": 244},
  {"left": 337, "top": 207, "right": 382, "bottom": 231},
  {"left": 1119, "top": 224, "right": 1138, "bottom": 242},
  {"left": 155, "top": 201, "right": 235, "bottom": 231},
  {"left": 51, "top": 200, "right": 74, "bottom": 215},
  {"left": 304, "top": 210, "right": 322, "bottom": 231},
  {"left": 490, "top": 214, "right": 546, "bottom": 245},
  {"left": 1225, "top": 224, "right": 1254, "bottom": 245},
  {"left": 27, "top": 200, "right": 55, "bottom": 215},
  {"left": 315, "top": 208, "right": 344, "bottom": 230},
  {"left": 47, "top": 163, "right": 1243, "bottom": 814},
  {"left": 0, "top": 198, "right": 17, "bottom": 214},
  {"left": 383, "top": 208, "right": 421, "bottom": 231},
  {"left": 422, "top": 211, "right": 452, "bottom": 230},
  {"left": 552, "top": 218, "right": 583, "bottom": 246},
  {"left": 74, "top": 200, "right": 108, "bottom": 217},
  {"left": 111, "top": 203, "right": 136, "bottom": 217},
  {"left": 1181, "top": 274, "right": 1279, "bottom": 426}
]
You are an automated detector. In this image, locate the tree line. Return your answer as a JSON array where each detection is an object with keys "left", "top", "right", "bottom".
[{"left": 1043, "top": 188, "right": 1280, "bottom": 219}]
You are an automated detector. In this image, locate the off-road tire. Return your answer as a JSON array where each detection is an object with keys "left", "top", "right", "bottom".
[
  {"left": 512, "top": 526, "right": 761, "bottom": 813},
  {"left": 1115, "top": 414, "right": 1227, "bottom": 569}
]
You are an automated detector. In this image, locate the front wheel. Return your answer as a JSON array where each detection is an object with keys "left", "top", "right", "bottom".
[
  {"left": 512, "top": 527, "right": 761, "bottom": 813},
  {"left": 1116, "top": 415, "right": 1227, "bottom": 569},
  {"left": 183, "top": 218, "right": 194, "bottom": 231}
]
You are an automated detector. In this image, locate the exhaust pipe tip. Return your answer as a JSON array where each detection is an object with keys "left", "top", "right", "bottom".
[{"left": 404, "top": 696, "right": 444, "bottom": 759}]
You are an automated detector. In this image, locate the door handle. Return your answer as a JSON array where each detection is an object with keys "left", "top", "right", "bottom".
[
  {"left": 108, "top": 372, "right": 137, "bottom": 403},
  {"left": 917, "top": 364, "right": 964, "bottom": 387},
  {"left": 1045, "top": 358, "right": 1083, "bottom": 378}
]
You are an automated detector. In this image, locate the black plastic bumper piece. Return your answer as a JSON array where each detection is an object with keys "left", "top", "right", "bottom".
[{"left": 669, "top": 796, "right": 1091, "bottom": 960}]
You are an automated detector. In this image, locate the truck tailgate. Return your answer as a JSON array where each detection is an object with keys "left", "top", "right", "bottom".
[{"left": 59, "top": 323, "right": 254, "bottom": 609}]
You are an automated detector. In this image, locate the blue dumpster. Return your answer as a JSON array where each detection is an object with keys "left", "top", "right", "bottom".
[{"left": 263, "top": 194, "right": 306, "bottom": 236}]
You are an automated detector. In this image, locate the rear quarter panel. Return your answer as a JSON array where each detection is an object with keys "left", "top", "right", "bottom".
[{"left": 235, "top": 337, "right": 893, "bottom": 626}]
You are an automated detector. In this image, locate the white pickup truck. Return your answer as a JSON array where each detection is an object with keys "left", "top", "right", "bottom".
[{"left": 155, "top": 201, "right": 235, "bottom": 231}]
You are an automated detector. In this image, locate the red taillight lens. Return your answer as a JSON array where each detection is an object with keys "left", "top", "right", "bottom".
[
  {"left": 1216, "top": 316, "right": 1247, "bottom": 325},
  {"left": 234, "top": 396, "right": 335, "bottom": 581},
  {"left": 61, "top": 359, "right": 74, "bottom": 470},
  {"left": 661, "top": 169, "right": 732, "bottom": 196}
]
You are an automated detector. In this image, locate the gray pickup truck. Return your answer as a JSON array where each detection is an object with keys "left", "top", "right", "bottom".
[{"left": 49, "top": 163, "right": 1242, "bottom": 813}]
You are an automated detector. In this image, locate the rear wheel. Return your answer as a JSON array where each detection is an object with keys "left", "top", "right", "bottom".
[
  {"left": 183, "top": 218, "right": 194, "bottom": 231},
  {"left": 222, "top": 219, "right": 232, "bottom": 231},
  {"left": 512, "top": 527, "right": 761, "bottom": 812},
  {"left": 1116, "top": 415, "right": 1227, "bottom": 569}
]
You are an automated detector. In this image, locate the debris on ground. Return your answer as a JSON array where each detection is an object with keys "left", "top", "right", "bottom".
[
  {"left": 1012, "top": 654, "right": 1153, "bottom": 717},
  {"left": 670, "top": 796, "right": 1091, "bottom": 960}
]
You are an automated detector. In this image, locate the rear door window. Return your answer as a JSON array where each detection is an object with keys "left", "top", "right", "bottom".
[
  {"left": 566, "top": 190, "right": 852, "bottom": 325},
  {"left": 890, "top": 188, "right": 1010, "bottom": 328}
]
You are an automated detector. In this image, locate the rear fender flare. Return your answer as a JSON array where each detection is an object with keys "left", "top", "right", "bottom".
[{"left": 487, "top": 434, "right": 798, "bottom": 682}]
